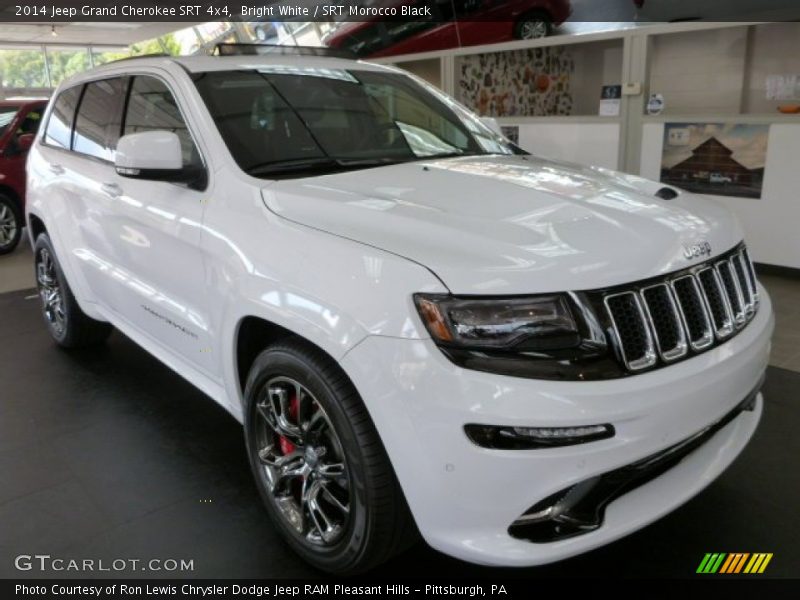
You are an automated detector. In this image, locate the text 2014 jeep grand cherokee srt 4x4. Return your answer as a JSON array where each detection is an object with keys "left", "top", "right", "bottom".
[{"left": 26, "top": 51, "right": 773, "bottom": 574}]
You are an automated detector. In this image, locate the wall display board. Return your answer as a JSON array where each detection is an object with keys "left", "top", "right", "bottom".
[
  {"left": 660, "top": 122, "right": 770, "bottom": 199},
  {"left": 457, "top": 46, "right": 575, "bottom": 117}
]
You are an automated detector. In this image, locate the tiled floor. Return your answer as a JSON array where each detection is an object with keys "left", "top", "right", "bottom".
[
  {"left": 0, "top": 286, "right": 798, "bottom": 577},
  {"left": 0, "top": 238, "right": 34, "bottom": 294},
  {"left": 760, "top": 274, "right": 800, "bottom": 372},
  {"left": 1, "top": 239, "right": 798, "bottom": 371}
]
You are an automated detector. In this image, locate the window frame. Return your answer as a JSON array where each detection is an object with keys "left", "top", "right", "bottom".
[
  {"left": 41, "top": 84, "right": 82, "bottom": 151},
  {"left": 71, "top": 76, "right": 129, "bottom": 163},
  {"left": 122, "top": 74, "right": 205, "bottom": 173},
  {"left": 41, "top": 71, "right": 209, "bottom": 190}
]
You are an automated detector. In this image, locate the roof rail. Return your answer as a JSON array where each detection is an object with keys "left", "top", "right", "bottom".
[
  {"left": 213, "top": 43, "right": 356, "bottom": 60},
  {"left": 106, "top": 53, "right": 172, "bottom": 64}
]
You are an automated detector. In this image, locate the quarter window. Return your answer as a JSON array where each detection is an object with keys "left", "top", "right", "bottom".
[
  {"left": 44, "top": 86, "right": 81, "bottom": 149},
  {"left": 73, "top": 78, "right": 127, "bottom": 161},
  {"left": 123, "top": 76, "right": 201, "bottom": 169}
]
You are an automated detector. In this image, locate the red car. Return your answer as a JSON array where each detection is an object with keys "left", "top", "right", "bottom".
[
  {"left": 324, "top": 0, "right": 572, "bottom": 58},
  {"left": 0, "top": 99, "right": 47, "bottom": 254}
]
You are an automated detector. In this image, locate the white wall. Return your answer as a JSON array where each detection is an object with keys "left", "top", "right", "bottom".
[
  {"left": 571, "top": 41, "right": 624, "bottom": 116},
  {"left": 641, "top": 122, "right": 800, "bottom": 269},
  {"left": 742, "top": 22, "right": 800, "bottom": 114},
  {"left": 649, "top": 27, "right": 748, "bottom": 115},
  {"left": 394, "top": 58, "right": 442, "bottom": 88},
  {"left": 515, "top": 122, "right": 621, "bottom": 170}
]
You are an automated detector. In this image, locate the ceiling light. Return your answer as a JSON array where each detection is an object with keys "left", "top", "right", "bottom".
[{"left": 51, "top": 26, "right": 57, "bottom": 37}]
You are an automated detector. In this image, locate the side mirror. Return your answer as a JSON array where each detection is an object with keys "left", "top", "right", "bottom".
[
  {"left": 16, "top": 133, "right": 34, "bottom": 153},
  {"left": 115, "top": 131, "right": 205, "bottom": 188},
  {"left": 479, "top": 117, "right": 503, "bottom": 136}
]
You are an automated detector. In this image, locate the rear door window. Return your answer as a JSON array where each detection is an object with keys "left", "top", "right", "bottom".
[
  {"left": 73, "top": 77, "right": 128, "bottom": 161},
  {"left": 44, "top": 86, "right": 81, "bottom": 149}
]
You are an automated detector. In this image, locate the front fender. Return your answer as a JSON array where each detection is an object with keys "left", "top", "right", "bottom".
[{"left": 201, "top": 191, "right": 448, "bottom": 420}]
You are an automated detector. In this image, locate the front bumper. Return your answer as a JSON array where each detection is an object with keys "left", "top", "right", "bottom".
[{"left": 340, "top": 288, "right": 773, "bottom": 566}]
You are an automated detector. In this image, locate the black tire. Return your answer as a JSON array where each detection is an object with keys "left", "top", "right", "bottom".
[
  {"left": 33, "top": 233, "right": 112, "bottom": 348},
  {"left": 0, "top": 193, "right": 23, "bottom": 255},
  {"left": 243, "top": 338, "right": 417, "bottom": 574},
  {"left": 513, "top": 11, "right": 553, "bottom": 39}
]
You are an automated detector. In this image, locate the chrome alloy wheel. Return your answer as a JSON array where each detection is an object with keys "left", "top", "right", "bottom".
[
  {"left": 519, "top": 20, "right": 549, "bottom": 39},
  {"left": 0, "top": 203, "right": 17, "bottom": 248},
  {"left": 36, "top": 248, "right": 65, "bottom": 335},
  {"left": 255, "top": 376, "right": 351, "bottom": 546}
]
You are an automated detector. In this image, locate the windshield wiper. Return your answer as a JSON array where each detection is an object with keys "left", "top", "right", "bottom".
[
  {"left": 246, "top": 156, "right": 413, "bottom": 177},
  {"left": 336, "top": 157, "right": 413, "bottom": 167},
  {"left": 246, "top": 157, "right": 341, "bottom": 176},
  {"left": 420, "top": 151, "right": 484, "bottom": 160}
]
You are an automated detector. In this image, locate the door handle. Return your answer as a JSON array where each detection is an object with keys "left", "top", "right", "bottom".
[
  {"left": 48, "top": 163, "right": 64, "bottom": 175},
  {"left": 101, "top": 182, "right": 122, "bottom": 198}
]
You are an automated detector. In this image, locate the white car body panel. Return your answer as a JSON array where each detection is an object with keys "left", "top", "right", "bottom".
[
  {"left": 264, "top": 155, "right": 743, "bottom": 295},
  {"left": 25, "top": 54, "right": 773, "bottom": 567},
  {"left": 342, "top": 291, "right": 772, "bottom": 564}
]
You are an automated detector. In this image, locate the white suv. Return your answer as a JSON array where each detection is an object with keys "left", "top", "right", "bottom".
[{"left": 26, "top": 49, "right": 773, "bottom": 574}]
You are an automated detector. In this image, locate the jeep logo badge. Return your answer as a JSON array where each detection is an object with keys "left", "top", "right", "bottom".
[{"left": 683, "top": 242, "right": 712, "bottom": 260}]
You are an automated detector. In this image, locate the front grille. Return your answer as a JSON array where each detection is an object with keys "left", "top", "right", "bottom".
[{"left": 602, "top": 245, "right": 759, "bottom": 372}]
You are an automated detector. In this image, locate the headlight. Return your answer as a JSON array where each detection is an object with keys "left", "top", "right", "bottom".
[
  {"left": 414, "top": 294, "right": 580, "bottom": 351},
  {"left": 413, "top": 293, "right": 623, "bottom": 381}
]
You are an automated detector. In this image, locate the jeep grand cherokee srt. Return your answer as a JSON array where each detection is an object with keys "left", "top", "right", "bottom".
[{"left": 26, "top": 49, "right": 772, "bottom": 574}]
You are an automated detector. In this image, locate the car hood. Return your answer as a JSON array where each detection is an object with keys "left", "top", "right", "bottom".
[{"left": 261, "top": 155, "right": 743, "bottom": 295}]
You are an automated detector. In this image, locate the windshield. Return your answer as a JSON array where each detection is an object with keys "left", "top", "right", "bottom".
[
  {"left": 0, "top": 106, "right": 20, "bottom": 137},
  {"left": 193, "top": 67, "right": 518, "bottom": 177}
]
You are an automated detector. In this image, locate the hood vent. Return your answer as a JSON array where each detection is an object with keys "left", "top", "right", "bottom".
[{"left": 655, "top": 187, "right": 679, "bottom": 200}]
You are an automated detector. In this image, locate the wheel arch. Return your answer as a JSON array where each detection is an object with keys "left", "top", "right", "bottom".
[
  {"left": 233, "top": 314, "right": 365, "bottom": 408},
  {"left": 27, "top": 211, "right": 47, "bottom": 242},
  {"left": 0, "top": 184, "right": 22, "bottom": 210}
]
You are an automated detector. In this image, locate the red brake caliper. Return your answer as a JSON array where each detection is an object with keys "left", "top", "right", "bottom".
[{"left": 278, "top": 392, "right": 300, "bottom": 455}]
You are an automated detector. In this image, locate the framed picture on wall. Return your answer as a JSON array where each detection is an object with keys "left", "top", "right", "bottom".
[
  {"left": 501, "top": 125, "right": 519, "bottom": 145},
  {"left": 660, "top": 122, "right": 770, "bottom": 199},
  {"left": 599, "top": 85, "right": 621, "bottom": 116}
]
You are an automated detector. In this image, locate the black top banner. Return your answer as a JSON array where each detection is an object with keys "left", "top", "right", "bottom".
[{"left": 1, "top": 0, "right": 799, "bottom": 23}]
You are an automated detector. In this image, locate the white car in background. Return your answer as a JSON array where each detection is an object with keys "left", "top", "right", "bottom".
[
  {"left": 710, "top": 172, "right": 733, "bottom": 184},
  {"left": 26, "top": 48, "right": 773, "bottom": 574}
]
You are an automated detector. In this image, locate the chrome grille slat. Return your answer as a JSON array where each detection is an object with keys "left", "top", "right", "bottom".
[
  {"left": 742, "top": 247, "right": 760, "bottom": 305},
  {"left": 604, "top": 292, "right": 657, "bottom": 371},
  {"left": 671, "top": 275, "right": 714, "bottom": 351},
  {"left": 602, "top": 244, "right": 759, "bottom": 374},
  {"left": 697, "top": 267, "right": 734, "bottom": 339},
  {"left": 640, "top": 284, "right": 687, "bottom": 361},
  {"left": 733, "top": 252, "right": 755, "bottom": 317},
  {"left": 717, "top": 260, "right": 746, "bottom": 327}
]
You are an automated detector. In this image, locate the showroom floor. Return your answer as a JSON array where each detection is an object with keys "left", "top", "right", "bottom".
[{"left": 0, "top": 241, "right": 798, "bottom": 578}]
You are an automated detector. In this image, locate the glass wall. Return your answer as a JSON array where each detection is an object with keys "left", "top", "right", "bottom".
[
  {"left": 0, "top": 46, "right": 125, "bottom": 96},
  {"left": 0, "top": 20, "right": 336, "bottom": 98},
  {"left": 0, "top": 48, "right": 49, "bottom": 89},
  {"left": 46, "top": 47, "right": 92, "bottom": 87}
]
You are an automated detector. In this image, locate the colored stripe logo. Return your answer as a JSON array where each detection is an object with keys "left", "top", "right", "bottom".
[{"left": 697, "top": 553, "right": 773, "bottom": 574}]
